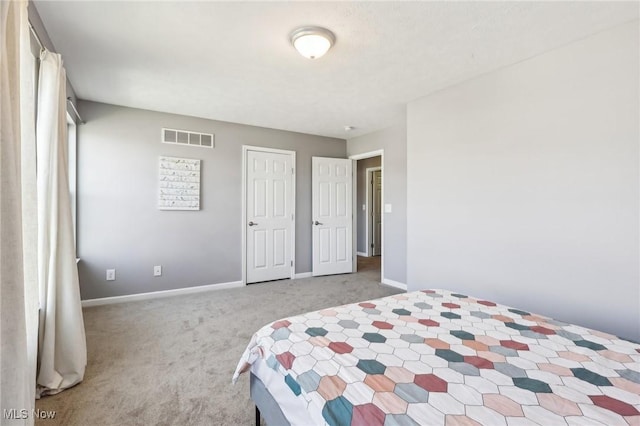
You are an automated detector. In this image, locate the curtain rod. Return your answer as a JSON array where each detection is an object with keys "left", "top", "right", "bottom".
[
  {"left": 29, "top": 20, "right": 85, "bottom": 125},
  {"left": 28, "top": 21, "right": 45, "bottom": 52},
  {"left": 66, "top": 98, "right": 85, "bottom": 124}
]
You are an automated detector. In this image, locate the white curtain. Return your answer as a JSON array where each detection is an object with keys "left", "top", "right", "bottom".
[
  {"left": 35, "top": 50, "right": 86, "bottom": 397},
  {"left": 1, "top": 0, "right": 38, "bottom": 424},
  {"left": 20, "top": 14, "right": 39, "bottom": 420}
]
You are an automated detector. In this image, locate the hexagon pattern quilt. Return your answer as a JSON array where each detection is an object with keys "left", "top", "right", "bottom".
[{"left": 233, "top": 289, "right": 640, "bottom": 425}]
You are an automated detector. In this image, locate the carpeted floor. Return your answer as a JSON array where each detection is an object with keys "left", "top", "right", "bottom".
[{"left": 35, "top": 257, "right": 397, "bottom": 425}]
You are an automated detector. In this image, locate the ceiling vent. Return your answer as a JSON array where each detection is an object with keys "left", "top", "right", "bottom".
[{"left": 162, "top": 128, "right": 214, "bottom": 148}]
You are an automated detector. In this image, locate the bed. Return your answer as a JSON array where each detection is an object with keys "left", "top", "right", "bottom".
[{"left": 233, "top": 289, "right": 640, "bottom": 425}]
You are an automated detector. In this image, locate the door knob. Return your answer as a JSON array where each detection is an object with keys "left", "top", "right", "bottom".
[
  {"left": 314, "top": 221, "right": 323, "bottom": 226},
  {"left": 248, "top": 221, "right": 258, "bottom": 226}
]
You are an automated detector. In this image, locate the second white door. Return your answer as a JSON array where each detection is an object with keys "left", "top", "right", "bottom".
[
  {"left": 312, "top": 157, "right": 353, "bottom": 276},
  {"left": 246, "top": 149, "right": 294, "bottom": 283}
]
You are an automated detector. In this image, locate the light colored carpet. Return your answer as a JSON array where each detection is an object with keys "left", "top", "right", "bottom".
[{"left": 35, "top": 257, "right": 399, "bottom": 425}]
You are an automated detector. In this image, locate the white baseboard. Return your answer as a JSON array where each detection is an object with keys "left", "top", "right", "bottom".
[
  {"left": 294, "top": 272, "right": 312, "bottom": 279},
  {"left": 356, "top": 251, "right": 368, "bottom": 257},
  {"left": 381, "top": 278, "right": 407, "bottom": 291},
  {"left": 82, "top": 280, "right": 244, "bottom": 307}
]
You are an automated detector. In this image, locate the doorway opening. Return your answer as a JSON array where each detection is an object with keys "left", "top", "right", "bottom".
[
  {"left": 366, "top": 167, "right": 382, "bottom": 258},
  {"left": 351, "top": 152, "right": 383, "bottom": 281}
]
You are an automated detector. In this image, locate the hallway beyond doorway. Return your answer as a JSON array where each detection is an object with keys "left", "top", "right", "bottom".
[{"left": 357, "top": 255, "right": 381, "bottom": 282}]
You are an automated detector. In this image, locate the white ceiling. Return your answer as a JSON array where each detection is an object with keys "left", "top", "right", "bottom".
[{"left": 34, "top": 1, "right": 638, "bottom": 139}]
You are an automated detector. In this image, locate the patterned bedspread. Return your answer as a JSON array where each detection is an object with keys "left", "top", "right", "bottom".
[{"left": 233, "top": 289, "right": 640, "bottom": 426}]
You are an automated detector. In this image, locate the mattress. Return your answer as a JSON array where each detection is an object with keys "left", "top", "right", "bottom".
[{"left": 233, "top": 289, "right": 640, "bottom": 425}]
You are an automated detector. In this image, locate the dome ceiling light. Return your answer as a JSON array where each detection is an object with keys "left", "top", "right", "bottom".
[{"left": 290, "top": 26, "right": 336, "bottom": 60}]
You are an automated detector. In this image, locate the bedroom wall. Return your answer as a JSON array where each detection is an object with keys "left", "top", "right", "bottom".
[
  {"left": 407, "top": 21, "right": 639, "bottom": 341},
  {"left": 77, "top": 101, "right": 345, "bottom": 300},
  {"left": 348, "top": 122, "right": 407, "bottom": 286},
  {"left": 356, "top": 156, "right": 381, "bottom": 254}
]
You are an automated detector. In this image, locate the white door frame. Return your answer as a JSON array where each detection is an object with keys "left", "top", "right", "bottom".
[
  {"left": 348, "top": 150, "right": 384, "bottom": 279},
  {"left": 366, "top": 166, "right": 382, "bottom": 257},
  {"left": 242, "top": 145, "right": 296, "bottom": 285}
]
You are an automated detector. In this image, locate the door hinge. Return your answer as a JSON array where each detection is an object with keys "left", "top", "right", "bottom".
[
  {"left": 371, "top": 244, "right": 374, "bottom": 248},
  {"left": 291, "top": 260, "right": 293, "bottom": 267},
  {"left": 292, "top": 167, "right": 294, "bottom": 175}
]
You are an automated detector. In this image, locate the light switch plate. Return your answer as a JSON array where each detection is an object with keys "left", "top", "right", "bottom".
[
  {"left": 106, "top": 269, "right": 116, "bottom": 281},
  {"left": 154, "top": 265, "right": 162, "bottom": 277},
  {"left": 384, "top": 203, "right": 392, "bottom": 213}
]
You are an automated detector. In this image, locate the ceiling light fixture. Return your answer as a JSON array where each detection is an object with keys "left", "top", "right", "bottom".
[{"left": 290, "top": 26, "right": 335, "bottom": 59}]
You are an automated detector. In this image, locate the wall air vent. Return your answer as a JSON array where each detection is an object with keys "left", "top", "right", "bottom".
[{"left": 162, "top": 128, "right": 214, "bottom": 148}]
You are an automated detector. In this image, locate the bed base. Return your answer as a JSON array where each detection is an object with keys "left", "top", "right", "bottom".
[{"left": 250, "top": 372, "right": 290, "bottom": 426}]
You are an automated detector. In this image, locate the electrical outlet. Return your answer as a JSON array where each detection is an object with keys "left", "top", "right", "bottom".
[
  {"left": 106, "top": 269, "right": 116, "bottom": 281},
  {"left": 154, "top": 265, "right": 162, "bottom": 277}
]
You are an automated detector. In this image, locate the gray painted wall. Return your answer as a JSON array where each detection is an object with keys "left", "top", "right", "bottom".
[
  {"left": 77, "top": 101, "right": 345, "bottom": 299},
  {"left": 356, "top": 156, "right": 381, "bottom": 254},
  {"left": 407, "top": 22, "right": 639, "bottom": 341},
  {"left": 348, "top": 122, "right": 407, "bottom": 285}
]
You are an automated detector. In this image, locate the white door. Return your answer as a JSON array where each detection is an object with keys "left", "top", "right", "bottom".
[
  {"left": 312, "top": 157, "right": 353, "bottom": 276},
  {"left": 372, "top": 170, "right": 382, "bottom": 256},
  {"left": 246, "top": 150, "right": 294, "bottom": 283}
]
